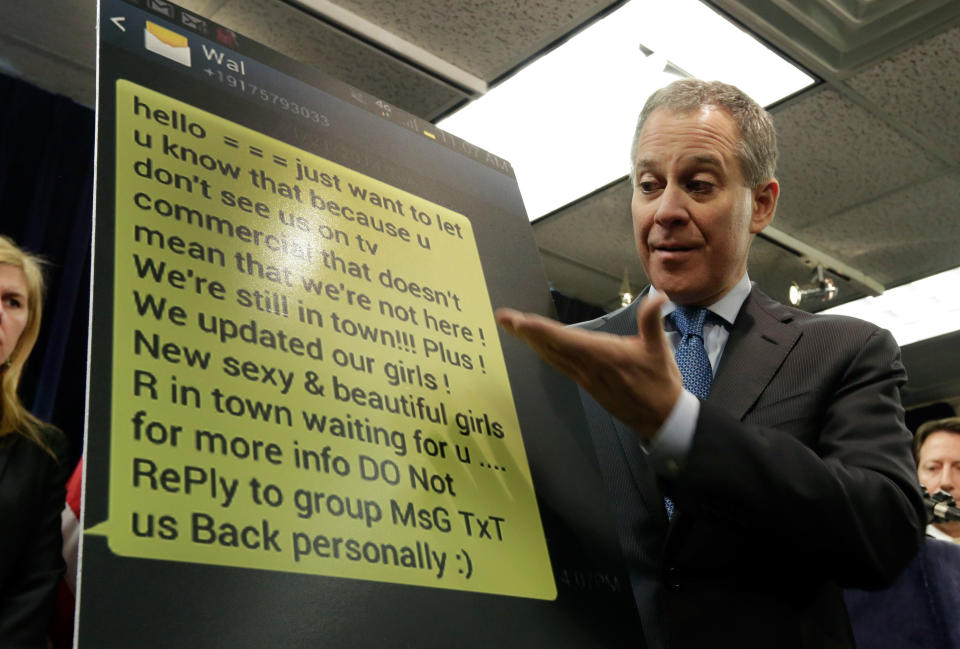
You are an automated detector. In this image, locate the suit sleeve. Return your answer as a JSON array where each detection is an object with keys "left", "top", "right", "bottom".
[
  {"left": 0, "top": 432, "right": 68, "bottom": 648},
  {"left": 669, "top": 325, "right": 925, "bottom": 588}
]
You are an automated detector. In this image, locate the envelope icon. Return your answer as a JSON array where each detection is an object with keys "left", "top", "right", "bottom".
[
  {"left": 181, "top": 11, "right": 207, "bottom": 34},
  {"left": 144, "top": 21, "right": 191, "bottom": 67}
]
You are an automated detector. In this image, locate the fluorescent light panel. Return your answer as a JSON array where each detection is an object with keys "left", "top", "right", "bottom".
[
  {"left": 438, "top": 0, "right": 815, "bottom": 220},
  {"left": 821, "top": 267, "right": 960, "bottom": 346}
]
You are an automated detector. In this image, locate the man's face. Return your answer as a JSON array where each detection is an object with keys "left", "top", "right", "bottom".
[
  {"left": 631, "top": 107, "right": 777, "bottom": 306},
  {"left": 918, "top": 431, "right": 960, "bottom": 504}
]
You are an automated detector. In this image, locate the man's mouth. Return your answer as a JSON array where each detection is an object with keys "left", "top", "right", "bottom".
[
  {"left": 649, "top": 242, "right": 700, "bottom": 265},
  {"left": 652, "top": 243, "right": 698, "bottom": 254}
]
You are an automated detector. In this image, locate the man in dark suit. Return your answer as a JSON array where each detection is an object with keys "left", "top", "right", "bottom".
[
  {"left": 843, "top": 417, "right": 960, "bottom": 649},
  {"left": 496, "top": 79, "right": 925, "bottom": 648}
]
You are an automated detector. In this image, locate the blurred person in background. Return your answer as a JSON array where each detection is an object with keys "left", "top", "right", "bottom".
[
  {"left": 915, "top": 416, "right": 960, "bottom": 541},
  {"left": 843, "top": 416, "right": 960, "bottom": 648}
]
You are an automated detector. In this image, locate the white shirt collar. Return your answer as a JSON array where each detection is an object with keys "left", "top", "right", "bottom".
[
  {"left": 926, "top": 523, "right": 960, "bottom": 542},
  {"left": 653, "top": 273, "right": 752, "bottom": 327}
]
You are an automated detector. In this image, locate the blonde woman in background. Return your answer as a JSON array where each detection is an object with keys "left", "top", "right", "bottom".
[{"left": 0, "top": 235, "right": 66, "bottom": 648}]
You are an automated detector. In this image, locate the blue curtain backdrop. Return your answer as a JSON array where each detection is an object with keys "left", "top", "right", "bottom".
[{"left": 0, "top": 73, "right": 93, "bottom": 468}]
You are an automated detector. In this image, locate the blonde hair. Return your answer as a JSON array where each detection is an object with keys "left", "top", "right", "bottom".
[{"left": 0, "top": 235, "right": 54, "bottom": 456}]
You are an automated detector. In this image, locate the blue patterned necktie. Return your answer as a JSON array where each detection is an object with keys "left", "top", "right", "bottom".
[
  {"left": 670, "top": 306, "right": 713, "bottom": 401},
  {"left": 663, "top": 306, "right": 713, "bottom": 519}
]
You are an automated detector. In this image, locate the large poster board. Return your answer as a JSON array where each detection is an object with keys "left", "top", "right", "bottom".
[{"left": 81, "top": 1, "right": 640, "bottom": 646}]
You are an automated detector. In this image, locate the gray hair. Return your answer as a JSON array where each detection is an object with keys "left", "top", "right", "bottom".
[{"left": 630, "top": 79, "right": 778, "bottom": 188}]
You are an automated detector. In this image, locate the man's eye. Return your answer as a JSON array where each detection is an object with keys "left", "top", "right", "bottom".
[
  {"left": 638, "top": 181, "right": 659, "bottom": 194},
  {"left": 688, "top": 180, "right": 713, "bottom": 193}
]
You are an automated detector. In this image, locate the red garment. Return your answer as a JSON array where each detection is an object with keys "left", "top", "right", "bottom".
[{"left": 49, "top": 458, "right": 82, "bottom": 649}]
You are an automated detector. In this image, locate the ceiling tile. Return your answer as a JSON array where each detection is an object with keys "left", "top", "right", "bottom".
[
  {"left": 0, "top": 37, "right": 94, "bottom": 107},
  {"left": 793, "top": 171, "right": 960, "bottom": 286},
  {"left": 0, "top": 0, "right": 96, "bottom": 106},
  {"left": 190, "top": 0, "right": 470, "bottom": 119},
  {"left": 0, "top": 0, "right": 96, "bottom": 67},
  {"left": 532, "top": 179, "right": 645, "bottom": 308},
  {"left": 535, "top": 180, "right": 641, "bottom": 252},
  {"left": 707, "top": 0, "right": 960, "bottom": 76},
  {"left": 318, "top": 0, "right": 621, "bottom": 80},
  {"left": 772, "top": 86, "right": 945, "bottom": 231},
  {"left": 845, "top": 24, "right": 960, "bottom": 160}
]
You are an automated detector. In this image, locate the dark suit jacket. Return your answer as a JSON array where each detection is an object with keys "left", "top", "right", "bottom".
[
  {"left": 844, "top": 537, "right": 960, "bottom": 649},
  {"left": 0, "top": 429, "right": 67, "bottom": 648},
  {"left": 578, "top": 285, "right": 925, "bottom": 649}
]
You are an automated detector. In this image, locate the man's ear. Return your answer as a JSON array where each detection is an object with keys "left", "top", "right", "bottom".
[{"left": 750, "top": 178, "right": 779, "bottom": 234}]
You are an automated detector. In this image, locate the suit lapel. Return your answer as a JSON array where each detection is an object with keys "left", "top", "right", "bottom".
[
  {"left": 583, "top": 286, "right": 802, "bottom": 526},
  {"left": 709, "top": 287, "right": 801, "bottom": 420},
  {"left": 579, "top": 291, "right": 642, "bottom": 335}
]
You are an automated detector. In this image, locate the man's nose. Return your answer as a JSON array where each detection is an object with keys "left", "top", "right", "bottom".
[
  {"left": 939, "top": 466, "right": 955, "bottom": 492},
  {"left": 653, "top": 184, "right": 690, "bottom": 226}
]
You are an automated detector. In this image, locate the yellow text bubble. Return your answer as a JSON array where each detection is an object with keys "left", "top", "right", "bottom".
[{"left": 97, "top": 79, "right": 555, "bottom": 599}]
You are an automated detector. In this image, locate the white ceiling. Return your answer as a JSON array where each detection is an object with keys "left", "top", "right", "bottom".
[{"left": 1, "top": 0, "right": 959, "bottom": 408}]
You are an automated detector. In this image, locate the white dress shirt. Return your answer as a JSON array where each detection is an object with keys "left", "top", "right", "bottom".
[{"left": 926, "top": 523, "right": 960, "bottom": 543}]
